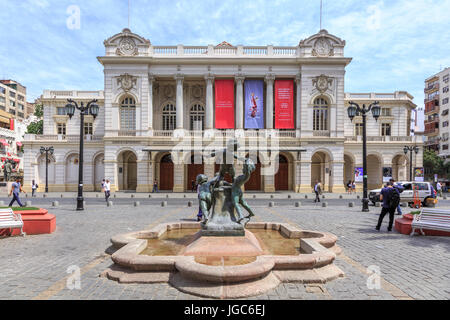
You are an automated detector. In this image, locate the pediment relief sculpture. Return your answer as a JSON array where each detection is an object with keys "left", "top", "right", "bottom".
[
  {"left": 117, "top": 74, "right": 137, "bottom": 92},
  {"left": 312, "top": 75, "right": 333, "bottom": 93}
]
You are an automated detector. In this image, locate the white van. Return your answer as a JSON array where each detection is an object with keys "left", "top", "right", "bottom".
[{"left": 369, "top": 182, "right": 435, "bottom": 207}]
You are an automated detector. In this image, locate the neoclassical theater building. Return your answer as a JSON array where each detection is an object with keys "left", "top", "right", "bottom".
[{"left": 23, "top": 28, "right": 423, "bottom": 193}]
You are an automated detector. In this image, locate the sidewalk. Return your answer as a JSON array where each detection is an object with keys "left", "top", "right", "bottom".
[{"left": 0, "top": 191, "right": 366, "bottom": 200}]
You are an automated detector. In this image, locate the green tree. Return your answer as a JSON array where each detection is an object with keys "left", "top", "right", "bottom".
[
  {"left": 26, "top": 119, "right": 43, "bottom": 134},
  {"left": 423, "top": 149, "right": 445, "bottom": 180},
  {"left": 26, "top": 103, "right": 44, "bottom": 134},
  {"left": 34, "top": 103, "right": 43, "bottom": 118}
]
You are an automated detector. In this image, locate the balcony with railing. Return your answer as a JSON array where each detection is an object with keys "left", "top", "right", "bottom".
[
  {"left": 345, "top": 136, "right": 415, "bottom": 143},
  {"left": 425, "top": 99, "right": 439, "bottom": 114},
  {"left": 424, "top": 83, "right": 439, "bottom": 93},
  {"left": 150, "top": 44, "right": 298, "bottom": 58}
]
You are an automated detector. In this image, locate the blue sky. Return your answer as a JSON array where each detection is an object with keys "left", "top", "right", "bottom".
[{"left": 1, "top": 0, "right": 450, "bottom": 128}]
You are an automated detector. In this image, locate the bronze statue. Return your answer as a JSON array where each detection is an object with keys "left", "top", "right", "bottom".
[
  {"left": 199, "top": 139, "right": 256, "bottom": 236},
  {"left": 232, "top": 158, "right": 256, "bottom": 223}
]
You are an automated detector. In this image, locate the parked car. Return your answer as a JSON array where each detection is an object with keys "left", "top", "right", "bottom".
[{"left": 369, "top": 181, "right": 435, "bottom": 207}]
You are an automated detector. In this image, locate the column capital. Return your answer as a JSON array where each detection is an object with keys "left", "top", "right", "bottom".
[
  {"left": 295, "top": 73, "right": 301, "bottom": 83},
  {"left": 265, "top": 73, "right": 276, "bottom": 83},
  {"left": 204, "top": 73, "right": 215, "bottom": 82},
  {"left": 174, "top": 73, "right": 184, "bottom": 83},
  {"left": 235, "top": 73, "right": 245, "bottom": 83}
]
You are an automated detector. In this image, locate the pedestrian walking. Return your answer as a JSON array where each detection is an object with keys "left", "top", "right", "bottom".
[
  {"left": 390, "top": 178, "right": 404, "bottom": 215},
  {"left": 314, "top": 180, "right": 321, "bottom": 203},
  {"left": 104, "top": 179, "right": 111, "bottom": 202},
  {"left": 351, "top": 181, "right": 356, "bottom": 194},
  {"left": 436, "top": 181, "right": 442, "bottom": 197},
  {"left": 101, "top": 179, "right": 105, "bottom": 192},
  {"left": 152, "top": 179, "right": 158, "bottom": 193},
  {"left": 31, "top": 179, "right": 38, "bottom": 197},
  {"left": 8, "top": 178, "right": 26, "bottom": 207},
  {"left": 376, "top": 181, "right": 399, "bottom": 232}
]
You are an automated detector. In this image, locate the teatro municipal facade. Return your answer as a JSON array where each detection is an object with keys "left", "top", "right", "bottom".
[{"left": 22, "top": 28, "right": 423, "bottom": 193}]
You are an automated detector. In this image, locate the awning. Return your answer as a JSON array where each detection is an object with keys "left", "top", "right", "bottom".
[{"left": 16, "top": 142, "right": 22, "bottom": 147}]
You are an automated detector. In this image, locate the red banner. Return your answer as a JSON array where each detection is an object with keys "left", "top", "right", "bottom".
[
  {"left": 215, "top": 79, "right": 235, "bottom": 129},
  {"left": 9, "top": 119, "right": 14, "bottom": 130},
  {"left": 275, "top": 80, "right": 294, "bottom": 129}
]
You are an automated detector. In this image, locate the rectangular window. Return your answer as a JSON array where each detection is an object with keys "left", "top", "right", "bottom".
[
  {"left": 0, "top": 105, "right": 5, "bottom": 111},
  {"left": 381, "top": 108, "right": 391, "bottom": 116},
  {"left": 443, "top": 144, "right": 449, "bottom": 150},
  {"left": 0, "top": 87, "right": 5, "bottom": 94},
  {"left": 18, "top": 103, "right": 24, "bottom": 111},
  {"left": 443, "top": 121, "right": 449, "bottom": 127},
  {"left": 381, "top": 123, "right": 391, "bottom": 136},
  {"left": 18, "top": 112, "right": 24, "bottom": 118},
  {"left": 442, "top": 109, "right": 449, "bottom": 116},
  {"left": 17, "top": 95, "right": 24, "bottom": 101},
  {"left": 10, "top": 101, "right": 15, "bottom": 107},
  {"left": 443, "top": 86, "right": 449, "bottom": 93},
  {"left": 443, "top": 98, "right": 449, "bottom": 105},
  {"left": 444, "top": 74, "right": 449, "bottom": 83},
  {"left": 57, "top": 123, "right": 66, "bottom": 135},
  {"left": 56, "top": 107, "right": 67, "bottom": 115},
  {"left": 355, "top": 123, "right": 363, "bottom": 136},
  {"left": 0, "top": 96, "right": 5, "bottom": 103},
  {"left": 443, "top": 133, "right": 449, "bottom": 141},
  {"left": 9, "top": 91, "right": 15, "bottom": 98},
  {"left": 84, "top": 122, "right": 93, "bottom": 135}
]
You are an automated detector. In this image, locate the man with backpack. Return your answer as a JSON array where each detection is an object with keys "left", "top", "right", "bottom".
[
  {"left": 376, "top": 181, "right": 400, "bottom": 232},
  {"left": 390, "top": 179, "right": 404, "bottom": 215}
]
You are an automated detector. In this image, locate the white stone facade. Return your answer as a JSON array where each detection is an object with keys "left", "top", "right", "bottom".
[{"left": 23, "top": 29, "right": 422, "bottom": 193}]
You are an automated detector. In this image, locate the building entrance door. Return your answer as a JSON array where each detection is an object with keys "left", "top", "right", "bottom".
[
  {"left": 275, "top": 155, "right": 289, "bottom": 190},
  {"left": 160, "top": 154, "right": 174, "bottom": 191}
]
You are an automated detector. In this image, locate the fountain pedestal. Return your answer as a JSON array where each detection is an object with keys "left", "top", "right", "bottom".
[{"left": 201, "top": 185, "right": 245, "bottom": 237}]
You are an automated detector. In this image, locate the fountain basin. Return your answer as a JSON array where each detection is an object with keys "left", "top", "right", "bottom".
[{"left": 104, "top": 221, "right": 344, "bottom": 298}]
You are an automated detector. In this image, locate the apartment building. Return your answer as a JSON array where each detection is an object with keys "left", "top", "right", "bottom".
[
  {"left": 424, "top": 67, "right": 450, "bottom": 153},
  {"left": 0, "top": 79, "right": 29, "bottom": 123}
]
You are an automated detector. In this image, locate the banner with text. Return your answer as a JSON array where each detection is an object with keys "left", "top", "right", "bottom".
[
  {"left": 275, "top": 80, "right": 294, "bottom": 129},
  {"left": 215, "top": 79, "right": 235, "bottom": 129},
  {"left": 244, "top": 80, "right": 264, "bottom": 129}
]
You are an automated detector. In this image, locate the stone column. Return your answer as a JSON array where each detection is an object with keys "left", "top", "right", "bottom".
[
  {"left": 235, "top": 74, "right": 245, "bottom": 129},
  {"left": 331, "top": 161, "right": 346, "bottom": 193},
  {"left": 265, "top": 73, "right": 275, "bottom": 129},
  {"left": 148, "top": 73, "right": 154, "bottom": 131},
  {"left": 175, "top": 74, "right": 184, "bottom": 129},
  {"left": 204, "top": 74, "right": 214, "bottom": 130},
  {"left": 295, "top": 73, "right": 302, "bottom": 136}
]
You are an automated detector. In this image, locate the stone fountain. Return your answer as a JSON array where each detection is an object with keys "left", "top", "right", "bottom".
[{"left": 103, "top": 139, "right": 344, "bottom": 299}]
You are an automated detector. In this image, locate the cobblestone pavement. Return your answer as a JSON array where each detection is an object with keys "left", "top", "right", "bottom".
[{"left": 0, "top": 200, "right": 449, "bottom": 300}]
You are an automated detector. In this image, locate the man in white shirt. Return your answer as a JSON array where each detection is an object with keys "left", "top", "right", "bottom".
[
  {"left": 104, "top": 179, "right": 111, "bottom": 202},
  {"left": 314, "top": 181, "right": 321, "bottom": 203},
  {"left": 436, "top": 181, "right": 442, "bottom": 197}
]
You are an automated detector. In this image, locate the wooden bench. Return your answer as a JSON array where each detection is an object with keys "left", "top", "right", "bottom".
[
  {"left": 0, "top": 208, "right": 25, "bottom": 236},
  {"left": 410, "top": 208, "right": 450, "bottom": 236}
]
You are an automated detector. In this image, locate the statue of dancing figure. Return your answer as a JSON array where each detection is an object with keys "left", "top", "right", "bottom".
[
  {"left": 196, "top": 173, "right": 220, "bottom": 224},
  {"left": 232, "top": 158, "right": 256, "bottom": 223},
  {"left": 210, "top": 138, "right": 243, "bottom": 183}
]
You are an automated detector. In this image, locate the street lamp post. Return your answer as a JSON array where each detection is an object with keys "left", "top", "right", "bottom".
[
  {"left": 65, "top": 99, "right": 99, "bottom": 211},
  {"left": 403, "top": 145, "right": 420, "bottom": 181},
  {"left": 347, "top": 101, "right": 381, "bottom": 212},
  {"left": 39, "top": 146, "right": 54, "bottom": 193}
]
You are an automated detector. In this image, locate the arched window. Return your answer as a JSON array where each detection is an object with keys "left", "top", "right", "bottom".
[
  {"left": 162, "top": 104, "right": 176, "bottom": 131},
  {"left": 190, "top": 104, "right": 204, "bottom": 131},
  {"left": 120, "top": 97, "right": 136, "bottom": 131},
  {"left": 313, "top": 97, "right": 329, "bottom": 131}
]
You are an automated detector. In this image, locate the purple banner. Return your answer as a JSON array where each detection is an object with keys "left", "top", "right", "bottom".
[{"left": 244, "top": 80, "right": 264, "bottom": 129}]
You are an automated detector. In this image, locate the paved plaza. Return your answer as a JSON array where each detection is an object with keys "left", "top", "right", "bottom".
[{"left": 0, "top": 193, "right": 449, "bottom": 300}]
